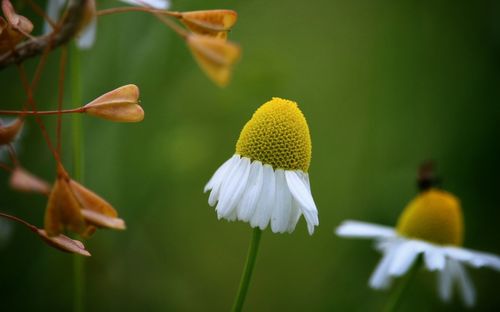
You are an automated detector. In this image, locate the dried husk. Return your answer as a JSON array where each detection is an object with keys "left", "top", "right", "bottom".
[
  {"left": 0, "top": 117, "right": 23, "bottom": 145},
  {"left": 83, "top": 84, "right": 144, "bottom": 122},
  {"left": 69, "top": 180, "right": 126, "bottom": 230},
  {"left": 180, "top": 10, "right": 237, "bottom": 39},
  {"left": 187, "top": 35, "right": 240, "bottom": 87},
  {"left": 9, "top": 166, "right": 51, "bottom": 195},
  {"left": 36, "top": 229, "right": 91, "bottom": 256}
]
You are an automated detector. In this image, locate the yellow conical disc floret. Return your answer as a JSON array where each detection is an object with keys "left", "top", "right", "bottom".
[
  {"left": 396, "top": 189, "right": 463, "bottom": 246},
  {"left": 236, "top": 98, "right": 312, "bottom": 171}
]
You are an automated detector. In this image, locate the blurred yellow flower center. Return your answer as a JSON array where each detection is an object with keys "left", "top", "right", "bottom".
[
  {"left": 236, "top": 97, "right": 312, "bottom": 171},
  {"left": 396, "top": 189, "right": 463, "bottom": 246}
]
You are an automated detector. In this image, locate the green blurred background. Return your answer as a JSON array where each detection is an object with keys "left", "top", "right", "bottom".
[{"left": 1, "top": 0, "right": 499, "bottom": 311}]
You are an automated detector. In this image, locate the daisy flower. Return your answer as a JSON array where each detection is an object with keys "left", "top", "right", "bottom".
[
  {"left": 336, "top": 188, "right": 500, "bottom": 307},
  {"left": 204, "top": 97, "right": 319, "bottom": 234},
  {"left": 43, "top": 0, "right": 170, "bottom": 49}
]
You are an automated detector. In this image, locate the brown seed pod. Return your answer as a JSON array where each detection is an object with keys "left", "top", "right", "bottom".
[{"left": 83, "top": 84, "right": 144, "bottom": 122}]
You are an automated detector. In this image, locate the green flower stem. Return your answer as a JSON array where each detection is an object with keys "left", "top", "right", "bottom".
[
  {"left": 383, "top": 260, "right": 421, "bottom": 312},
  {"left": 231, "top": 228, "right": 262, "bottom": 312},
  {"left": 70, "top": 42, "right": 85, "bottom": 312}
]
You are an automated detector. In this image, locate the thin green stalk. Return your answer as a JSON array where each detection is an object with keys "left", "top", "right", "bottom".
[
  {"left": 383, "top": 260, "right": 421, "bottom": 312},
  {"left": 231, "top": 228, "right": 262, "bottom": 312},
  {"left": 70, "top": 42, "right": 85, "bottom": 312}
]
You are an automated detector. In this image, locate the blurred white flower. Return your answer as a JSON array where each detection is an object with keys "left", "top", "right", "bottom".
[{"left": 336, "top": 189, "right": 500, "bottom": 307}]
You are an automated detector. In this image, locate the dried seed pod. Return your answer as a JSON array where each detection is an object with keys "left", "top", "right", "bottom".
[
  {"left": 9, "top": 166, "right": 51, "bottom": 195},
  {"left": 83, "top": 84, "right": 144, "bottom": 122},
  {"left": 36, "top": 229, "right": 91, "bottom": 256},
  {"left": 1, "top": 0, "right": 34, "bottom": 34},
  {"left": 0, "top": 17, "right": 23, "bottom": 53},
  {"left": 187, "top": 34, "right": 240, "bottom": 87},
  {"left": 180, "top": 10, "right": 237, "bottom": 39},
  {"left": 0, "top": 117, "right": 23, "bottom": 145},
  {"left": 69, "top": 180, "right": 126, "bottom": 230},
  {"left": 44, "top": 173, "right": 86, "bottom": 237}
]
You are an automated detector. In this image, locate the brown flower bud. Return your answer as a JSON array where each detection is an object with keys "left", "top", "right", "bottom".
[
  {"left": 9, "top": 166, "right": 51, "bottom": 195},
  {"left": 1, "top": 0, "right": 33, "bottom": 34},
  {"left": 0, "top": 117, "right": 23, "bottom": 145},
  {"left": 186, "top": 34, "right": 241, "bottom": 87},
  {"left": 83, "top": 84, "right": 144, "bottom": 122},
  {"left": 69, "top": 180, "right": 126, "bottom": 230},
  {"left": 180, "top": 10, "right": 237, "bottom": 40},
  {"left": 36, "top": 229, "right": 91, "bottom": 256}
]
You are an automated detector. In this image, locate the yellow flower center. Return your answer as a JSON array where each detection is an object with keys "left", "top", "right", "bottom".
[
  {"left": 396, "top": 189, "right": 463, "bottom": 246},
  {"left": 235, "top": 97, "right": 312, "bottom": 171}
]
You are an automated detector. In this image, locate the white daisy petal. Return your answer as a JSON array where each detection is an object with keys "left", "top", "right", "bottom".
[
  {"left": 216, "top": 157, "right": 251, "bottom": 219},
  {"left": 451, "top": 260, "right": 476, "bottom": 307},
  {"left": 438, "top": 258, "right": 454, "bottom": 303},
  {"left": 369, "top": 242, "right": 399, "bottom": 289},
  {"left": 205, "top": 155, "right": 237, "bottom": 193},
  {"left": 236, "top": 161, "right": 264, "bottom": 222},
  {"left": 444, "top": 246, "right": 500, "bottom": 271},
  {"left": 207, "top": 155, "right": 239, "bottom": 206},
  {"left": 424, "top": 245, "right": 446, "bottom": 271},
  {"left": 76, "top": 16, "right": 97, "bottom": 49},
  {"left": 388, "top": 240, "right": 422, "bottom": 276},
  {"left": 285, "top": 170, "right": 318, "bottom": 234},
  {"left": 250, "top": 164, "right": 275, "bottom": 230},
  {"left": 287, "top": 198, "right": 302, "bottom": 233},
  {"left": 120, "top": 0, "right": 170, "bottom": 9},
  {"left": 271, "top": 169, "right": 292, "bottom": 233},
  {"left": 336, "top": 220, "right": 396, "bottom": 239}
]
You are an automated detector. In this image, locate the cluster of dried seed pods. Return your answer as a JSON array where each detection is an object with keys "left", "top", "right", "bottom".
[
  {"left": 0, "top": 0, "right": 242, "bottom": 258},
  {"left": 0, "top": 84, "right": 142, "bottom": 255}
]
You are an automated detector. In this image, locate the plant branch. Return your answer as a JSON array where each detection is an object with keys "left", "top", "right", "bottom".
[
  {"left": 0, "top": 108, "right": 84, "bottom": 115},
  {"left": 0, "top": 0, "right": 87, "bottom": 69}
]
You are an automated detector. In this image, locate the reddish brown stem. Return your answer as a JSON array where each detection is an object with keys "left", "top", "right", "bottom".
[
  {"left": 0, "top": 108, "right": 84, "bottom": 115},
  {"left": 97, "top": 6, "right": 181, "bottom": 18},
  {"left": 97, "top": 6, "right": 187, "bottom": 38},
  {"left": 0, "top": 211, "right": 37, "bottom": 232},
  {"left": 57, "top": 45, "right": 68, "bottom": 155},
  {"left": 0, "top": 162, "right": 13, "bottom": 172},
  {"left": 7, "top": 144, "right": 19, "bottom": 166},
  {"left": 24, "top": 0, "right": 57, "bottom": 29},
  {"left": 16, "top": 56, "right": 61, "bottom": 163}
]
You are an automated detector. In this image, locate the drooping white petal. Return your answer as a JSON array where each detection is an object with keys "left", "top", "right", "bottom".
[
  {"left": 236, "top": 161, "right": 263, "bottom": 222},
  {"left": 271, "top": 169, "right": 292, "bottom": 233},
  {"left": 424, "top": 245, "right": 446, "bottom": 271},
  {"left": 43, "top": 0, "right": 67, "bottom": 34},
  {"left": 438, "top": 258, "right": 453, "bottom": 303},
  {"left": 287, "top": 198, "right": 302, "bottom": 233},
  {"left": 76, "top": 16, "right": 97, "bottom": 49},
  {"left": 207, "top": 155, "right": 239, "bottom": 206},
  {"left": 285, "top": 170, "right": 318, "bottom": 234},
  {"left": 205, "top": 155, "right": 237, "bottom": 193},
  {"left": 388, "top": 240, "right": 422, "bottom": 276},
  {"left": 369, "top": 242, "right": 399, "bottom": 289},
  {"left": 250, "top": 164, "right": 275, "bottom": 230},
  {"left": 120, "top": 0, "right": 170, "bottom": 9},
  {"left": 336, "top": 220, "right": 396, "bottom": 239},
  {"left": 451, "top": 260, "right": 476, "bottom": 307},
  {"left": 444, "top": 246, "right": 500, "bottom": 271},
  {"left": 216, "top": 157, "right": 251, "bottom": 219}
]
